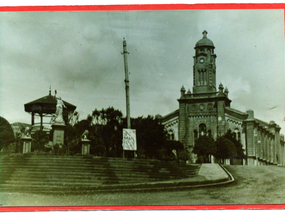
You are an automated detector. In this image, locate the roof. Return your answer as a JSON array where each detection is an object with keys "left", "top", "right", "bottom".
[
  {"left": 225, "top": 107, "right": 248, "bottom": 120},
  {"left": 195, "top": 30, "right": 215, "bottom": 49},
  {"left": 24, "top": 94, "right": 76, "bottom": 114},
  {"left": 11, "top": 122, "right": 31, "bottom": 128},
  {"left": 161, "top": 109, "right": 179, "bottom": 123}
]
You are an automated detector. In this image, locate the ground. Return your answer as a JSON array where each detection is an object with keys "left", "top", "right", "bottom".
[{"left": 1, "top": 165, "right": 285, "bottom": 207}]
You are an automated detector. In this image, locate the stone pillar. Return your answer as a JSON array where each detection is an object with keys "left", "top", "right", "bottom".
[
  {"left": 178, "top": 102, "right": 187, "bottom": 145},
  {"left": 217, "top": 100, "right": 226, "bottom": 136},
  {"left": 81, "top": 139, "right": 91, "bottom": 155},
  {"left": 31, "top": 112, "right": 35, "bottom": 125},
  {"left": 245, "top": 110, "right": 255, "bottom": 165},
  {"left": 211, "top": 155, "right": 215, "bottom": 163},
  {"left": 52, "top": 123, "right": 65, "bottom": 146},
  {"left": 21, "top": 136, "right": 32, "bottom": 154}
]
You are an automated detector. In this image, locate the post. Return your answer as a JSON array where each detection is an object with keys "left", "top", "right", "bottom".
[
  {"left": 31, "top": 112, "right": 35, "bottom": 125},
  {"left": 122, "top": 38, "right": 132, "bottom": 158},
  {"left": 122, "top": 38, "right": 131, "bottom": 129},
  {"left": 40, "top": 113, "right": 43, "bottom": 131}
]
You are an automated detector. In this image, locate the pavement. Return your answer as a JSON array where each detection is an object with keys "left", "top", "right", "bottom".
[{"left": 85, "top": 163, "right": 235, "bottom": 193}]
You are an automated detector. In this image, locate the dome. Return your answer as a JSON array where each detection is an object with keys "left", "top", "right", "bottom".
[{"left": 195, "top": 30, "right": 215, "bottom": 49}]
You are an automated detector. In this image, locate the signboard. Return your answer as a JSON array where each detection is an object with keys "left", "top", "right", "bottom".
[{"left": 122, "top": 128, "right": 137, "bottom": 151}]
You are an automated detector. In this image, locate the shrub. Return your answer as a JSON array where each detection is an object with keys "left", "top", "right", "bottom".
[
  {"left": 91, "top": 144, "right": 106, "bottom": 156},
  {"left": 178, "top": 150, "right": 189, "bottom": 163},
  {"left": 53, "top": 144, "right": 66, "bottom": 155},
  {"left": 31, "top": 130, "right": 49, "bottom": 151},
  {"left": 0, "top": 117, "right": 15, "bottom": 150}
]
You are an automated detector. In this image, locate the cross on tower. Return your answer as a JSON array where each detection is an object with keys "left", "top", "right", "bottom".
[{"left": 202, "top": 30, "right": 208, "bottom": 38}]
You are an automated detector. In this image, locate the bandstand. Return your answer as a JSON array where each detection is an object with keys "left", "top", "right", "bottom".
[{"left": 24, "top": 89, "right": 76, "bottom": 133}]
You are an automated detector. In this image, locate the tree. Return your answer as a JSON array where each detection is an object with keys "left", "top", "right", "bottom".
[
  {"left": 222, "top": 129, "right": 245, "bottom": 159},
  {"left": 91, "top": 107, "right": 123, "bottom": 157},
  {"left": 0, "top": 116, "right": 15, "bottom": 150},
  {"left": 215, "top": 137, "right": 237, "bottom": 163},
  {"left": 160, "top": 140, "right": 185, "bottom": 161},
  {"left": 131, "top": 115, "right": 168, "bottom": 159},
  {"left": 64, "top": 124, "right": 82, "bottom": 155},
  {"left": 193, "top": 135, "right": 216, "bottom": 163}
]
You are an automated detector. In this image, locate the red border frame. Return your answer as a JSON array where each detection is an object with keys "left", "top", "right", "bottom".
[
  {"left": 1, "top": 204, "right": 285, "bottom": 211},
  {"left": 0, "top": 3, "right": 285, "bottom": 212},
  {"left": 0, "top": 3, "right": 285, "bottom": 11}
]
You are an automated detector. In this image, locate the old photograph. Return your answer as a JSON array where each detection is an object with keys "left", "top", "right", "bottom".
[{"left": 0, "top": 6, "right": 284, "bottom": 208}]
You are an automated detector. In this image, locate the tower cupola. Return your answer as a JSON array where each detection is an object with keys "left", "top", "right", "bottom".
[{"left": 195, "top": 30, "right": 215, "bottom": 49}]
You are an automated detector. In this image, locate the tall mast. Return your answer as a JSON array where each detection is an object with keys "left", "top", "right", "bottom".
[{"left": 122, "top": 38, "right": 131, "bottom": 129}]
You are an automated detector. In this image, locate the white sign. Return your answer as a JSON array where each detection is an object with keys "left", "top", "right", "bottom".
[{"left": 122, "top": 128, "right": 137, "bottom": 151}]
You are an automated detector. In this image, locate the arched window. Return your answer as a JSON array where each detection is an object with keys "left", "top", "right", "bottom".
[
  {"left": 199, "top": 124, "right": 206, "bottom": 137},
  {"left": 194, "top": 130, "right": 198, "bottom": 139},
  {"left": 168, "top": 129, "right": 174, "bottom": 140}
]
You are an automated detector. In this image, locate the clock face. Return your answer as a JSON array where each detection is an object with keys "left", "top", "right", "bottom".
[{"left": 199, "top": 58, "right": 205, "bottom": 64}]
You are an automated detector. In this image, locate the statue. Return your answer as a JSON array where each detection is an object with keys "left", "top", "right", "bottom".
[
  {"left": 81, "top": 130, "right": 89, "bottom": 140},
  {"left": 53, "top": 96, "right": 66, "bottom": 124},
  {"left": 24, "top": 126, "right": 31, "bottom": 137},
  {"left": 68, "top": 111, "right": 79, "bottom": 126}
]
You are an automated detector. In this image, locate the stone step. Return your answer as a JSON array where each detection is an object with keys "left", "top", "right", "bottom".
[
  {"left": 1, "top": 157, "right": 193, "bottom": 170},
  {"left": 1, "top": 164, "right": 199, "bottom": 175},
  {"left": 7, "top": 173, "right": 153, "bottom": 182},
  {"left": 6, "top": 171, "right": 195, "bottom": 180},
  {"left": 0, "top": 164, "right": 189, "bottom": 173},
  {"left": 0, "top": 182, "right": 149, "bottom": 191},
  {"left": 0, "top": 155, "right": 201, "bottom": 194},
  {"left": 9, "top": 171, "right": 152, "bottom": 178}
]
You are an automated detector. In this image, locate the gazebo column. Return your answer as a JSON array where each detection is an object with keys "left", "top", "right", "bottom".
[
  {"left": 31, "top": 112, "right": 35, "bottom": 125},
  {"left": 40, "top": 113, "right": 43, "bottom": 131}
]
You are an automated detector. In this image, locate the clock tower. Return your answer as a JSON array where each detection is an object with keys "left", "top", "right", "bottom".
[
  {"left": 193, "top": 30, "right": 217, "bottom": 94},
  {"left": 178, "top": 31, "right": 231, "bottom": 160}
]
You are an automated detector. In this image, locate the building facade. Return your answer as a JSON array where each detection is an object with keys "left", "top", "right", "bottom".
[{"left": 162, "top": 31, "right": 284, "bottom": 166}]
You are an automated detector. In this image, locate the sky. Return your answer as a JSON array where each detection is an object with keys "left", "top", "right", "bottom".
[{"left": 0, "top": 9, "right": 284, "bottom": 133}]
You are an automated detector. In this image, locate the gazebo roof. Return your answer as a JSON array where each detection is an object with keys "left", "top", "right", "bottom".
[{"left": 24, "top": 91, "right": 76, "bottom": 114}]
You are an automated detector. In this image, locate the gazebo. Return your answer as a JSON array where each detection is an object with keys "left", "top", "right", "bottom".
[{"left": 24, "top": 89, "right": 76, "bottom": 131}]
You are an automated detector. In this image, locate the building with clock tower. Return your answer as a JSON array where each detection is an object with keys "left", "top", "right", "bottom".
[{"left": 162, "top": 31, "right": 285, "bottom": 166}]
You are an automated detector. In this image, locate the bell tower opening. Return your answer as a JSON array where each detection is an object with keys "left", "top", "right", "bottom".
[{"left": 193, "top": 31, "right": 217, "bottom": 94}]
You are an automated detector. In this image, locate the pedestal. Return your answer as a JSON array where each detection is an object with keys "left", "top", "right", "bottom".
[
  {"left": 21, "top": 136, "right": 32, "bottom": 154},
  {"left": 211, "top": 155, "right": 215, "bottom": 163},
  {"left": 52, "top": 123, "right": 66, "bottom": 146},
  {"left": 81, "top": 139, "right": 91, "bottom": 155}
]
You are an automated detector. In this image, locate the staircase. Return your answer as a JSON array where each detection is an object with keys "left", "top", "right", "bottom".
[{"left": 0, "top": 155, "right": 200, "bottom": 194}]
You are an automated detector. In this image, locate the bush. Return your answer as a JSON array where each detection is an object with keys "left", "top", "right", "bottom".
[
  {"left": 196, "top": 155, "right": 206, "bottom": 164},
  {"left": 0, "top": 117, "right": 15, "bottom": 150},
  {"left": 91, "top": 144, "right": 106, "bottom": 156},
  {"left": 69, "top": 143, "right": 81, "bottom": 155},
  {"left": 32, "top": 130, "right": 49, "bottom": 151},
  {"left": 158, "top": 148, "right": 168, "bottom": 160},
  {"left": 1, "top": 142, "right": 17, "bottom": 154},
  {"left": 178, "top": 150, "right": 189, "bottom": 163},
  {"left": 53, "top": 144, "right": 66, "bottom": 155}
]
